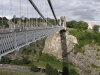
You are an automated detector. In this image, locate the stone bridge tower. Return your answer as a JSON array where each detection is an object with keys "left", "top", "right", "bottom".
[{"left": 59, "top": 15, "right": 66, "bottom": 29}]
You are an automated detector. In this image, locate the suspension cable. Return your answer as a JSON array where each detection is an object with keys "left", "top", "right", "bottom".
[
  {"left": 34, "top": 9, "right": 35, "bottom": 27},
  {"left": 40, "top": 0, "right": 42, "bottom": 25},
  {"left": 36, "top": 0, "right": 37, "bottom": 27},
  {"left": 28, "top": 0, "right": 52, "bottom": 26},
  {"left": 40, "top": 0, "right": 42, "bottom": 27},
  {"left": 26, "top": 0, "right": 27, "bottom": 28},
  {"left": 27, "top": 0, "right": 30, "bottom": 30},
  {"left": 29, "top": 3, "right": 30, "bottom": 29},
  {"left": 20, "top": 0, "right": 21, "bottom": 18},
  {"left": 32, "top": 6, "right": 33, "bottom": 28},
  {"left": 2, "top": 0, "right": 3, "bottom": 32},
  {"left": 47, "top": 0, "right": 59, "bottom": 26},
  {"left": 44, "top": 0, "right": 45, "bottom": 26}
]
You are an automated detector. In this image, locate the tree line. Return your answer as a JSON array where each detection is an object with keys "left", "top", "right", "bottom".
[
  {"left": 67, "top": 20, "right": 88, "bottom": 30},
  {"left": 0, "top": 17, "right": 57, "bottom": 28},
  {"left": 67, "top": 20, "right": 100, "bottom": 32}
]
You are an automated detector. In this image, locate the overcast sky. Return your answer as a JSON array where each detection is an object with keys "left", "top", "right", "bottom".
[{"left": 0, "top": 0, "right": 100, "bottom": 25}]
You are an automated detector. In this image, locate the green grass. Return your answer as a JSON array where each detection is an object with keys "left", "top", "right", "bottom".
[
  {"left": 34, "top": 61, "right": 62, "bottom": 70},
  {"left": 33, "top": 54, "right": 63, "bottom": 70},
  {"left": 69, "top": 29, "right": 100, "bottom": 53},
  {"left": 68, "top": 63, "right": 76, "bottom": 71},
  {"left": 0, "top": 68, "right": 37, "bottom": 75}
]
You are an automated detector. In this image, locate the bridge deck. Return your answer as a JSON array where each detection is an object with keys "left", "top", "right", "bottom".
[{"left": 0, "top": 27, "right": 64, "bottom": 59}]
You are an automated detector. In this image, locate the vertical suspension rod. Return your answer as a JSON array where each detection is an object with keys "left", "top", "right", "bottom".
[
  {"left": 28, "top": 0, "right": 52, "bottom": 26},
  {"left": 47, "top": 0, "right": 60, "bottom": 26}
]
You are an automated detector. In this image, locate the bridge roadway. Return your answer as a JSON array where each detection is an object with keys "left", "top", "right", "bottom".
[{"left": 0, "top": 26, "right": 64, "bottom": 59}]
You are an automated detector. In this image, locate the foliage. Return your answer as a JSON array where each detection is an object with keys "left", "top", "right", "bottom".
[
  {"left": 67, "top": 20, "right": 88, "bottom": 30},
  {"left": 39, "top": 50, "right": 42, "bottom": 56},
  {"left": 45, "top": 64, "right": 58, "bottom": 75},
  {"left": 53, "top": 69, "right": 58, "bottom": 75},
  {"left": 11, "top": 57, "right": 30, "bottom": 65},
  {"left": 0, "top": 16, "right": 57, "bottom": 29},
  {"left": 34, "top": 53, "right": 62, "bottom": 70},
  {"left": 69, "top": 69, "right": 79, "bottom": 75},
  {"left": 93, "top": 25, "right": 99, "bottom": 33},
  {"left": 11, "top": 58, "right": 23, "bottom": 65},
  {"left": 30, "top": 65, "right": 39, "bottom": 72},
  {"left": 69, "top": 29, "right": 100, "bottom": 53},
  {"left": 21, "top": 57, "right": 30, "bottom": 64},
  {"left": 0, "top": 17, "right": 9, "bottom": 28},
  {"left": 22, "top": 48, "right": 32, "bottom": 55},
  {"left": 67, "top": 20, "right": 77, "bottom": 28},
  {"left": 0, "top": 57, "right": 12, "bottom": 64}
]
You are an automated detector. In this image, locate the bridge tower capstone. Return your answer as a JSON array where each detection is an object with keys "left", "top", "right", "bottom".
[{"left": 59, "top": 15, "right": 66, "bottom": 29}]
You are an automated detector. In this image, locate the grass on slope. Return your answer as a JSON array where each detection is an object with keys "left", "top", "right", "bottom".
[
  {"left": 31, "top": 53, "right": 63, "bottom": 70},
  {"left": 69, "top": 28, "right": 100, "bottom": 53}
]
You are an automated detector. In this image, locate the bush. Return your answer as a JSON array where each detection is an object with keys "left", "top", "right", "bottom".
[
  {"left": 11, "top": 57, "right": 30, "bottom": 65},
  {"left": 53, "top": 69, "right": 58, "bottom": 75},
  {"left": 39, "top": 50, "right": 42, "bottom": 56},
  {"left": 21, "top": 48, "right": 32, "bottom": 55},
  {"left": 0, "top": 57, "right": 12, "bottom": 64},
  {"left": 11, "top": 58, "right": 22, "bottom": 65},
  {"left": 30, "top": 65, "right": 39, "bottom": 72},
  {"left": 45, "top": 64, "right": 58, "bottom": 75},
  {"left": 21, "top": 57, "right": 30, "bottom": 64}
]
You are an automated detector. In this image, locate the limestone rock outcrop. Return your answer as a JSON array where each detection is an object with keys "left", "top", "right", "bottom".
[{"left": 43, "top": 31, "right": 77, "bottom": 60}]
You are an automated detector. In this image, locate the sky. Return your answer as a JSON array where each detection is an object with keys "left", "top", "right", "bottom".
[{"left": 0, "top": 0, "right": 100, "bottom": 25}]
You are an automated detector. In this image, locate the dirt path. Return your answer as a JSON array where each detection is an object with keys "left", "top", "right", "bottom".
[{"left": 0, "top": 64, "right": 46, "bottom": 75}]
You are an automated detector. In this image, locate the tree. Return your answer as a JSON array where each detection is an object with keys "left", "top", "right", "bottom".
[
  {"left": 0, "top": 17, "right": 9, "bottom": 28},
  {"left": 93, "top": 25, "right": 99, "bottom": 33},
  {"left": 77, "top": 21, "right": 88, "bottom": 30},
  {"left": 67, "top": 20, "right": 77, "bottom": 28},
  {"left": 53, "top": 69, "right": 58, "bottom": 75},
  {"left": 45, "top": 64, "right": 53, "bottom": 75},
  {"left": 67, "top": 20, "right": 88, "bottom": 30},
  {"left": 45, "top": 64, "right": 58, "bottom": 75},
  {"left": 45, "top": 64, "right": 50, "bottom": 74}
]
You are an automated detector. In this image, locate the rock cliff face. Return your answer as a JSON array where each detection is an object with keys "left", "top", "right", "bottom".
[
  {"left": 43, "top": 32, "right": 77, "bottom": 60},
  {"left": 69, "top": 44, "right": 100, "bottom": 75},
  {"left": 43, "top": 31, "right": 100, "bottom": 75}
]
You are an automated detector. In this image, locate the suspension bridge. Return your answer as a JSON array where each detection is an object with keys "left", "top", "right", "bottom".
[{"left": 0, "top": 0, "right": 66, "bottom": 59}]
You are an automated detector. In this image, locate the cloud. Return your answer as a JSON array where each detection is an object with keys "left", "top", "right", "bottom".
[
  {"left": 0, "top": 0, "right": 100, "bottom": 25},
  {"left": 52, "top": 0, "right": 100, "bottom": 24}
]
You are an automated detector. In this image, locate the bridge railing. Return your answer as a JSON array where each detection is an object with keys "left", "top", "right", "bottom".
[{"left": 0, "top": 26, "right": 64, "bottom": 58}]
